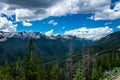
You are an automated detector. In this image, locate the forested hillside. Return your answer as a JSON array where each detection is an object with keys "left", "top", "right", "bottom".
[{"left": 0, "top": 31, "right": 120, "bottom": 80}]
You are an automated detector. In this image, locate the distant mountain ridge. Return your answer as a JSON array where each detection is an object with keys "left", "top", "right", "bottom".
[
  {"left": 0, "top": 31, "right": 91, "bottom": 41},
  {"left": 94, "top": 31, "right": 120, "bottom": 55},
  {"left": 0, "top": 31, "right": 120, "bottom": 64},
  {"left": 95, "top": 31, "right": 120, "bottom": 47},
  {"left": 0, "top": 31, "right": 93, "bottom": 64},
  {"left": 0, "top": 31, "right": 43, "bottom": 41}
]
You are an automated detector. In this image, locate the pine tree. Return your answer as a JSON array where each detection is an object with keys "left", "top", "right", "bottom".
[
  {"left": 1, "top": 61, "right": 13, "bottom": 80},
  {"left": 91, "top": 68, "right": 99, "bottom": 80},
  {"left": 24, "top": 39, "right": 41, "bottom": 80},
  {"left": 50, "top": 64, "right": 59, "bottom": 80},
  {"left": 97, "top": 66, "right": 103, "bottom": 78},
  {"left": 41, "top": 65, "right": 51, "bottom": 80},
  {"left": 73, "top": 63, "right": 85, "bottom": 80},
  {"left": 0, "top": 66, "right": 4, "bottom": 80},
  {"left": 15, "top": 57, "right": 25, "bottom": 80}
]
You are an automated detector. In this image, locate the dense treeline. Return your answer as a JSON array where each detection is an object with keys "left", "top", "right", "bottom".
[{"left": 0, "top": 39, "right": 120, "bottom": 80}]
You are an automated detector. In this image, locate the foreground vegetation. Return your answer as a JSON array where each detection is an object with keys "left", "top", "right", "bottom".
[
  {"left": 99, "top": 67, "right": 120, "bottom": 80},
  {"left": 0, "top": 39, "right": 120, "bottom": 80}
]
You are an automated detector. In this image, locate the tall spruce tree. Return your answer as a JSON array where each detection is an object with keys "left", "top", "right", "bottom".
[
  {"left": 15, "top": 57, "right": 25, "bottom": 80},
  {"left": 91, "top": 68, "right": 99, "bottom": 80},
  {"left": 50, "top": 64, "right": 60, "bottom": 80},
  {"left": 1, "top": 61, "right": 13, "bottom": 80},
  {"left": 24, "top": 39, "right": 40, "bottom": 80},
  {"left": 73, "top": 62, "right": 85, "bottom": 80}
]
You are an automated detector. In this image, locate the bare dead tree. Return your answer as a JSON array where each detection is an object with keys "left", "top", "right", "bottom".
[
  {"left": 81, "top": 46, "right": 96, "bottom": 80},
  {"left": 65, "top": 43, "right": 74, "bottom": 80}
]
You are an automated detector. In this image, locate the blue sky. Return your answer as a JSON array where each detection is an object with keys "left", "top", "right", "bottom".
[
  {"left": 0, "top": 0, "right": 120, "bottom": 40},
  {"left": 17, "top": 14, "right": 120, "bottom": 33}
]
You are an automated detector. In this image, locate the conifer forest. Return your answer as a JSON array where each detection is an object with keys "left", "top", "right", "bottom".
[{"left": 0, "top": 38, "right": 120, "bottom": 80}]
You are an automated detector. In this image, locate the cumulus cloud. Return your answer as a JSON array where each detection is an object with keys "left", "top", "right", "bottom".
[
  {"left": 92, "top": 2, "right": 120, "bottom": 20},
  {"left": 23, "top": 21, "right": 32, "bottom": 26},
  {"left": 64, "top": 26, "right": 113, "bottom": 40},
  {"left": 48, "top": 20, "right": 58, "bottom": 26},
  {"left": 0, "top": 0, "right": 117, "bottom": 21},
  {"left": 117, "top": 25, "right": 120, "bottom": 29},
  {"left": 0, "top": 0, "right": 59, "bottom": 9},
  {"left": 47, "top": 0, "right": 111, "bottom": 16},
  {"left": 45, "top": 29, "right": 54, "bottom": 36},
  {"left": 0, "top": 17, "right": 17, "bottom": 32}
]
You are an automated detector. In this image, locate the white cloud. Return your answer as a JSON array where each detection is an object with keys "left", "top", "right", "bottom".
[
  {"left": 47, "top": 0, "right": 110, "bottom": 16},
  {"left": 1, "top": 0, "right": 120, "bottom": 21},
  {"left": 0, "top": 17, "right": 17, "bottom": 32},
  {"left": 64, "top": 26, "right": 113, "bottom": 40},
  {"left": 92, "top": 2, "right": 120, "bottom": 20},
  {"left": 48, "top": 20, "right": 58, "bottom": 26},
  {"left": 117, "top": 25, "right": 120, "bottom": 29},
  {"left": 14, "top": 8, "right": 49, "bottom": 21},
  {"left": 0, "top": 0, "right": 114, "bottom": 21},
  {"left": 45, "top": 29, "right": 54, "bottom": 36},
  {"left": 23, "top": 21, "right": 32, "bottom": 26}
]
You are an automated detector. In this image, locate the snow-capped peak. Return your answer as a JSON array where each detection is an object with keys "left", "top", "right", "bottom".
[{"left": 0, "top": 32, "right": 42, "bottom": 42}]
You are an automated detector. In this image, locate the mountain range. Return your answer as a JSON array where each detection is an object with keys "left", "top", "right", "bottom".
[
  {"left": 0, "top": 31, "right": 93, "bottom": 64},
  {"left": 0, "top": 31, "right": 120, "bottom": 64}
]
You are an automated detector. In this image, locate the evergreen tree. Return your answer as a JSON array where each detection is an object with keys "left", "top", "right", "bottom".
[
  {"left": 41, "top": 65, "right": 51, "bottom": 80},
  {"left": 15, "top": 57, "right": 25, "bottom": 80},
  {"left": 97, "top": 66, "right": 103, "bottom": 78},
  {"left": 50, "top": 64, "right": 60, "bottom": 80},
  {"left": 1, "top": 61, "right": 13, "bottom": 80},
  {"left": 91, "top": 68, "right": 99, "bottom": 80},
  {"left": 24, "top": 39, "right": 41, "bottom": 80},
  {"left": 73, "top": 63, "right": 85, "bottom": 80},
  {"left": 0, "top": 66, "right": 4, "bottom": 80}
]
